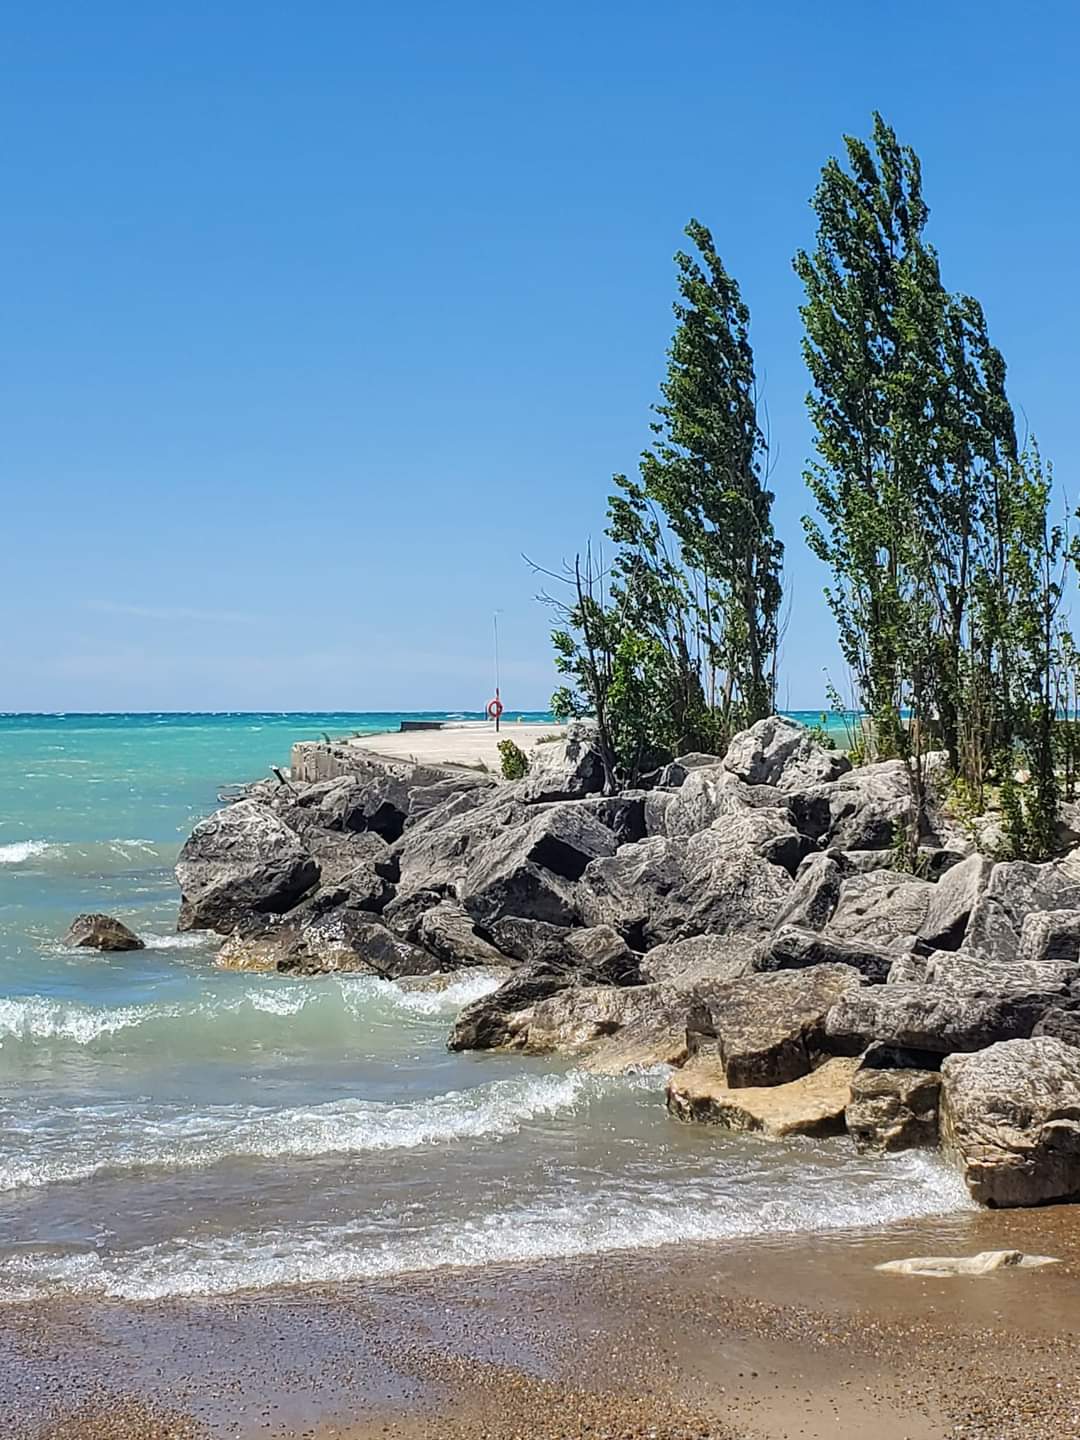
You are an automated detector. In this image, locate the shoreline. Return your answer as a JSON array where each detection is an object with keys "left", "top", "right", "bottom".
[{"left": 9, "top": 1205, "right": 1080, "bottom": 1440}]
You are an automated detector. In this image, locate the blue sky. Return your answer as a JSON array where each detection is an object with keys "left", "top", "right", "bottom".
[{"left": 3, "top": 1, "right": 1078, "bottom": 712}]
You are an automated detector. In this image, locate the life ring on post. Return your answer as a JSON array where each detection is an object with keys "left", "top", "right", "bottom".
[{"left": 486, "top": 697, "right": 504, "bottom": 720}]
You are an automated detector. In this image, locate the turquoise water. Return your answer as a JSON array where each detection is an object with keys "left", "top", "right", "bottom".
[{"left": 0, "top": 712, "right": 966, "bottom": 1302}]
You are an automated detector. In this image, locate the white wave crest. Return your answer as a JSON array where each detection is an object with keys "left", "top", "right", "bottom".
[
  {"left": 0, "top": 840, "right": 51, "bottom": 864},
  {"left": 0, "top": 1150, "right": 974, "bottom": 1301},
  {"left": 0, "top": 1070, "right": 623, "bottom": 1191}
]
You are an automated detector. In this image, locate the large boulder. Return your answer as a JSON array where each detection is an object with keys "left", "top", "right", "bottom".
[
  {"left": 639, "top": 933, "right": 760, "bottom": 986},
  {"left": 581, "top": 829, "right": 792, "bottom": 950},
  {"left": 658, "top": 752, "right": 724, "bottom": 788},
  {"left": 667, "top": 1055, "right": 859, "bottom": 1137},
  {"left": 416, "top": 903, "right": 507, "bottom": 969},
  {"left": 887, "top": 947, "right": 1077, "bottom": 998},
  {"left": 648, "top": 765, "right": 789, "bottom": 839},
  {"left": 460, "top": 803, "right": 617, "bottom": 929},
  {"left": 788, "top": 760, "right": 914, "bottom": 851},
  {"left": 176, "top": 801, "right": 319, "bottom": 933},
  {"left": 919, "top": 853, "right": 993, "bottom": 951},
  {"left": 1032, "top": 1007, "right": 1080, "bottom": 1049},
  {"left": 826, "top": 869, "right": 933, "bottom": 951},
  {"left": 216, "top": 911, "right": 435, "bottom": 977},
  {"left": 939, "top": 1037, "right": 1080, "bottom": 1206},
  {"left": 447, "top": 928, "right": 637, "bottom": 1052},
  {"left": 62, "top": 913, "right": 145, "bottom": 952},
  {"left": 722, "top": 716, "right": 850, "bottom": 792},
  {"left": 1019, "top": 909, "right": 1080, "bottom": 968},
  {"left": 300, "top": 827, "right": 396, "bottom": 888},
  {"left": 689, "top": 963, "right": 864, "bottom": 1087},
  {"left": 524, "top": 981, "right": 691, "bottom": 1062},
  {"left": 393, "top": 789, "right": 519, "bottom": 898},
  {"left": 963, "top": 856, "right": 1080, "bottom": 962},
  {"left": 845, "top": 1045, "right": 942, "bottom": 1153},
  {"left": 759, "top": 924, "right": 894, "bottom": 983},
  {"left": 518, "top": 723, "right": 605, "bottom": 803},
  {"left": 770, "top": 852, "right": 848, "bottom": 933},
  {"left": 824, "top": 984, "right": 1049, "bottom": 1056}
]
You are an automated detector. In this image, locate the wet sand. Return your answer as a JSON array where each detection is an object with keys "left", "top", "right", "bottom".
[{"left": 8, "top": 1204, "right": 1080, "bottom": 1440}]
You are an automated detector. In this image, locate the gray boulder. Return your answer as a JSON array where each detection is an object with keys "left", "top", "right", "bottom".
[
  {"left": 760, "top": 924, "right": 894, "bottom": 983},
  {"left": 770, "top": 852, "right": 848, "bottom": 933},
  {"left": 788, "top": 760, "right": 914, "bottom": 850},
  {"left": 1019, "top": 909, "right": 1080, "bottom": 967},
  {"left": 887, "top": 947, "right": 1077, "bottom": 998},
  {"left": 217, "top": 911, "right": 435, "bottom": 977},
  {"left": 518, "top": 723, "right": 605, "bottom": 803},
  {"left": 639, "top": 933, "right": 760, "bottom": 986},
  {"left": 393, "top": 789, "right": 519, "bottom": 899},
  {"left": 658, "top": 752, "right": 724, "bottom": 788},
  {"left": 940, "top": 1037, "right": 1080, "bottom": 1206},
  {"left": 416, "top": 903, "right": 507, "bottom": 968},
  {"left": 485, "top": 916, "right": 573, "bottom": 965},
  {"left": 300, "top": 827, "right": 395, "bottom": 887},
  {"left": 827, "top": 869, "right": 933, "bottom": 951},
  {"left": 845, "top": 1045, "right": 941, "bottom": 1152},
  {"left": 919, "top": 853, "right": 993, "bottom": 951},
  {"left": 649, "top": 765, "right": 788, "bottom": 839},
  {"left": 63, "top": 913, "right": 145, "bottom": 952},
  {"left": 722, "top": 715, "right": 850, "bottom": 792},
  {"left": 963, "top": 856, "right": 1080, "bottom": 962},
  {"left": 1032, "top": 1007, "right": 1080, "bottom": 1049},
  {"left": 825, "top": 983, "right": 1048, "bottom": 1056},
  {"left": 176, "top": 801, "right": 319, "bottom": 933},
  {"left": 382, "top": 887, "right": 444, "bottom": 938},
  {"left": 581, "top": 828, "right": 792, "bottom": 950},
  {"left": 460, "top": 803, "right": 617, "bottom": 929},
  {"left": 689, "top": 963, "right": 864, "bottom": 1088}
]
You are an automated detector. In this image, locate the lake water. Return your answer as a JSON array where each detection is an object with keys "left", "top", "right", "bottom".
[{"left": 0, "top": 712, "right": 970, "bottom": 1302}]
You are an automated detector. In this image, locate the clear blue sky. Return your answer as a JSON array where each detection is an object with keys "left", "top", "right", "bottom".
[{"left": 4, "top": 1, "right": 1078, "bottom": 712}]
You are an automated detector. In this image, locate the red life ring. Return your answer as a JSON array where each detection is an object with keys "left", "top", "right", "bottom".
[{"left": 486, "top": 697, "right": 504, "bottom": 720}]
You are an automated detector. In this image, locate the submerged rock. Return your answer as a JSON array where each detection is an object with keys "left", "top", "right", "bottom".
[
  {"left": 667, "top": 1055, "right": 859, "bottom": 1137},
  {"left": 62, "top": 913, "right": 145, "bottom": 952},
  {"left": 940, "top": 1036, "right": 1080, "bottom": 1206}
]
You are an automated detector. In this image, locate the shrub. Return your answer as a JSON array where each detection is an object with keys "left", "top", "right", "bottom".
[{"left": 498, "top": 739, "right": 530, "bottom": 780}]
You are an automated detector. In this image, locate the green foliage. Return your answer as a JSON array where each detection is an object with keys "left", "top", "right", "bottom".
[
  {"left": 796, "top": 113, "right": 1075, "bottom": 859},
  {"left": 804, "top": 712, "right": 836, "bottom": 751},
  {"left": 497, "top": 739, "right": 530, "bottom": 781},
  {"left": 537, "top": 221, "right": 782, "bottom": 790}
]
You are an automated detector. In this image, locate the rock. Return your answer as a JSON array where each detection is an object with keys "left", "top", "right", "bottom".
[
  {"left": 825, "top": 984, "right": 1049, "bottom": 1057},
  {"left": 668, "top": 1055, "right": 858, "bottom": 1136},
  {"left": 382, "top": 888, "right": 445, "bottom": 938},
  {"left": 62, "top": 913, "right": 145, "bottom": 952},
  {"left": 770, "top": 852, "right": 849, "bottom": 932},
  {"left": 416, "top": 903, "right": 506, "bottom": 968},
  {"left": 300, "top": 827, "right": 395, "bottom": 887},
  {"left": 759, "top": 925, "right": 894, "bottom": 983},
  {"left": 1019, "top": 909, "right": 1080, "bottom": 967},
  {"left": 875, "top": 1251, "right": 1058, "bottom": 1276},
  {"left": 826, "top": 870, "right": 933, "bottom": 951},
  {"left": 919, "top": 853, "right": 993, "bottom": 950},
  {"left": 888, "top": 947, "right": 1077, "bottom": 998},
  {"left": 963, "top": 855, "right": 1080, "bottom": 962},
  {"left": 330, "top": 863, "right": 394, "bottom": 914},
  {"left": 690, "top": 964, "right": 864, "bottom": 1087},
  {"left": 405, "top": 774, "right": 496, "bottom": 826},
  {"left": 581, "top": 829, "right": 792, "bottom": 950},
  {"left": 393, "top": 790, "right": 520, "bottom": 899},
  {"left": 658, "top": 752, "right": 724, "bottom": 787},
  {"left": 217, "top": 912, "right": 436, "bottom": 977},
  {"left": 788, "top": 760, "right": 914, "bottom": 851},
  {"left": 176, "top": 801, "right": 319, "bottom": 933},
  {"left": 722, "top": 715, "right": 850, "bottom": 792},
  {"left": 940, "top": 1037, "right": 1080, "bottom": 1206},
  {"left": 536, "top": 792, "right": 647, "bottom": 846},
  {"left": 460, "top": 803, "right": 617, "bottom": 929},
  {"left": 649, "top": 765, "right": 788, "bottom": 839},
  {"left": 486, "top": 916, "right": 572, "bottom": 965},
  {"left": 446, "top": 926, "right": 641, "bottom": 1052},
  {"left": 518, "top": 722, "right": 605, "bottom": 803},
  {"left": 1032, "top": 1007, "right": 1080, "bottom": 1049},
  {"left": 639, "top": 934, "right": 760, "bottom": 986},
  {"left": 845, "top": 1053, "right": 941, "bottom": 1152},
  {"left": 291, "top": 774, "right": 406, "bottom": 838},
  {"left": 524, "top": 982, "right": 689, "bottom": 1060}
]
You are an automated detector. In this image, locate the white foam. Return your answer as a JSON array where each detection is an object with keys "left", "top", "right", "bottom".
[
  {"left": 0, "top": 1150, "right": 975, "bottom": 1301},
  {"left": 0, "top": 840, "right": 51, "bottom": 864},
  {"left": 0, "top": 1070, "right": 623, "bottom": 1191},
  {"left": 140, "top": 932, "right": 215, "bottom": 951}
]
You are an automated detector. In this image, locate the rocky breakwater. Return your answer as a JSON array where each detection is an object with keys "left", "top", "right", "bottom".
[{"left": 174, "top": 716, "right": 1080, "bottom": 1209}]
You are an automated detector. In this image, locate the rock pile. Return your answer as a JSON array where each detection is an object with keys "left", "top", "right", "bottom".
[{"left": 174, "top": 716, "right": 1080, "bottom": 1208}]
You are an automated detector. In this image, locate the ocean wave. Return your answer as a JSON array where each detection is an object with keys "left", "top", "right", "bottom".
[
  {"left": 0, "top": 971, "right": 503, "bottom": 1063},
  {"left": 0, "top": 1149, "right": 973, "bottom": 1301},
  {"left": 0, "top": 837, "right": 176, "bottom": 875},
  {"left": 0, "top": 1069, "right": 631, "bottom": 1192},
  {"left": 0, "top": 840, "right": 52, "bottom": 864}
]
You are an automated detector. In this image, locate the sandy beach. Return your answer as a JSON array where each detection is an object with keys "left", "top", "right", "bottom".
[{"left": 9, "top": 1205, "right": 1080, "bottom": 1440}]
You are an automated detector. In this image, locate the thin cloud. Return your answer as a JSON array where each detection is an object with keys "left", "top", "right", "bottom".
[{"left": 90, "top": 600, "right": 257, "bottom": 625}]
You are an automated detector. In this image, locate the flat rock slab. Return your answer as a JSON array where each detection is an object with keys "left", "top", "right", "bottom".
[
  {"left": 667, "top": 1056, "right": 859, "bottom": 1137},
  {"left": 876, "top": 1250, "right": 1059, "bottom": 1277}
]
